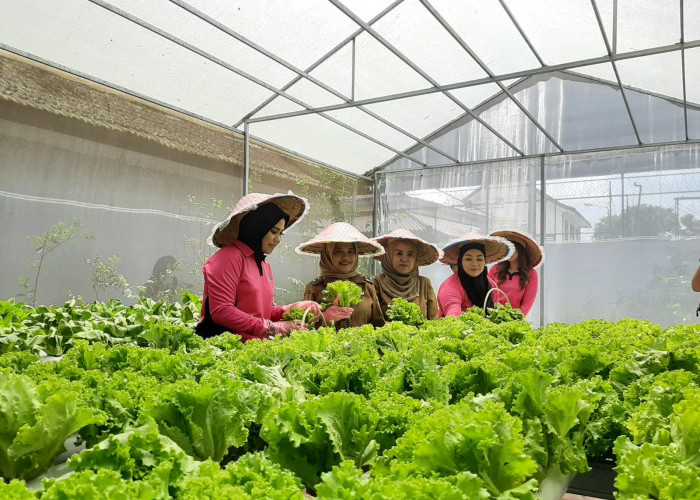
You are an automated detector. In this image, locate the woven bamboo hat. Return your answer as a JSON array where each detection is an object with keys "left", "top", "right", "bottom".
[
  {"left": 207, "top": 191, "right": 309, "bottom": 248},
  {"left": 372, "top": 229, "right": 442, "bottom": 266},
  {"left": 489, "top": 230, "right": 544, "bottom": 268},
  {"left": 295, "top": 222, "right": 385, "bottom": 257},
  {"left": 439, "top": 233, "right": 513, "bottom": 265}
]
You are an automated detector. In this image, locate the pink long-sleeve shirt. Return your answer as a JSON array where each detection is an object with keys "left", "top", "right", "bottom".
[
  {"left": 200, "top": 241, "right": 284, "bottom": 342},
  {"left": 488, "top": 266, "right": 539, "bottom": 317},
  {"left": 437, "top": 273, "right": 503, "bottom": 318}
]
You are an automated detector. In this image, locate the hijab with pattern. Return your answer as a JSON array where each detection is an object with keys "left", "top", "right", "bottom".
[
  {"left": 375, "top": 239, "right": 421, "bottom": 304},
  {"left": 457, "top": 242, "right": 494, "bottom": 310}
]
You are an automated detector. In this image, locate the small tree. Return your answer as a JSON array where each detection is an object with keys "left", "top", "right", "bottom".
[
  {"left": 18, "top": 218, "right": 93, "bottom": 307},
  {"left": 84, "top": 255, "right": 132, "bottom": 302},
  {"left": 679, "top": 214, "right": 700, "bottom": 236}
]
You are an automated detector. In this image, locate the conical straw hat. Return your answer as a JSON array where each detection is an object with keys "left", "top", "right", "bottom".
[
  {"left": 207, "top": 191, "right": 308, "bottom": 248},
  {"left": 295, "top": 222, "right": 385, "bottom": 257},
  {"left": 372, "top": 229, "right": 442, "bottom": 266},
  {"left": 489, "top": 230, "right": 544, "bottom": 268},
  {"left": 439, "top": 233, "right": 513, "bottom": 265}
]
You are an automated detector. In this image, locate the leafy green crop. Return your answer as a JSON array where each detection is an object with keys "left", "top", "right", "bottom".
[
  {"left": 386, "top": 298, "right": 425, "bottom": 326},
  {"left": 282, "top": 307, "right": 316, "bottom": 330},
  {"left": 320, "top": 280, "right": 363, "bottom": 310},
  {"left": 0, "top": 371, "right": 106, "bottom": 480},
  {"left": 487, "top": 303, "right": 525, "bottom": 324}
]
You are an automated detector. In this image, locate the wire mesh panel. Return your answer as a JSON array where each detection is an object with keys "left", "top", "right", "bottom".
[{"left": 542, "top": 145, "right": 700, "bottom": 326}]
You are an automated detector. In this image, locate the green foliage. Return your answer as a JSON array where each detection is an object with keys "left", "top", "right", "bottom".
[
  {"left": 487, "top": 303, "right": 526, "bottom": 324},
  {"left": 1, "top": 298, "right": 699, "bottom": 498},
  {"left": 387, "top": 399, "right": 538, "bottom": 497},
  {"left": 261, "top": 392, "right": 379, "bottom": 489},
  {"left": 282, "top": 307, "right": 316, "bottom": 330},
  {"left": 320, "top": 280, "right": 363, "bottom": 309},
  {"left": 85, "top": 255, "right": 133, "bottom": 302},
  {"left": 0, "top": 295, "right": 201, "bottom": 355},
  {"left": 0, "top": 371, "right": 105, "bottom": 480},
  {"left": 593, "top": 203, "right": 676, "bottom": 239},
  {"left": 386, "top": 298, "right": 425, "bottom": 326},
  {"left": 19, "top": 218, "right": 93, "bottom": 307}
]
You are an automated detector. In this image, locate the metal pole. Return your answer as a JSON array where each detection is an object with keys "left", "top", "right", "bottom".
[
  {"left": 539, "top": 156, "right": 546, "bottom": 327},
  {"left": 243, "top": 122, "right": 250, "bottom": 196},
  {"left": 621, "top": 172, "right": 625, "bottom": 237}
]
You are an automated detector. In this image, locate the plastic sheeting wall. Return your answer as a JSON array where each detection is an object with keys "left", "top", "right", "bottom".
[
  {"left": 0, "top": 55, "right": 372, "bottom": 307},
  {"left": 376, "top": 144, "right": 700, "bottom": 327},
  {"left": 0, "top": 100, "right": 244, "bottom": 305}
]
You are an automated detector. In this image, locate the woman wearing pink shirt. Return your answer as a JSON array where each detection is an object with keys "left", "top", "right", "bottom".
[
  {"left": 196, "top": 192, "right": 322, "bottom": 342},
  {"left": 488, "top": 230, "right": 543, "bottom": 317},
  {"left": 437, "top": 234, "right": 512, "bottom": 317}
]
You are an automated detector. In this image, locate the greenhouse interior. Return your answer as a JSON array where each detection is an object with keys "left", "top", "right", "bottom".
[{"left": 1, "top": 1, "right": 699, "bottom": 499}]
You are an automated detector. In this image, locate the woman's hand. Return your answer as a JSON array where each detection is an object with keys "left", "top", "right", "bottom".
[
  {"left": 322, "top": 294, "right": 353, "bottom": 323},
  {"left": 283, "top": 300, "right": 322, "bottom": 316},
  {"left": 269, "top": 320, "right": 308, "bottom": 337}
]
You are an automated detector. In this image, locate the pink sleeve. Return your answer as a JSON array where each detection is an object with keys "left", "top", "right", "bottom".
[
  {"left": 270, "top": 305, "right": 285, "bottom": 322},
  {"left": 519, "top": 269, "right": 539, "bottom": 316},
  {"left": 205, "top": 253, "right": 268, "bottom": 337},
  {"left": 438, "top": 277, "right": 465, "bottom": 318}
]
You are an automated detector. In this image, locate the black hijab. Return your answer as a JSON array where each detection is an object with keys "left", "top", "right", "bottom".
[
  {"left": 457, "top": 242, "right": 494, "bottom": 310},
  {"left": 237, "top": 203, "right": 289, "bottom": 275}
]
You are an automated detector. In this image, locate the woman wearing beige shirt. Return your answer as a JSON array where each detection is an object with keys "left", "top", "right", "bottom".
[
  {"left": 371, "top": 229, "right": 441, "bottom": 321},
  {"left": 296, "top": 222, "right": 385, "bottom": 329}
]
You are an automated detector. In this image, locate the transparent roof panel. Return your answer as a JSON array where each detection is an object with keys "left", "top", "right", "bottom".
[
  {"left": 339, "top": 0, "right": 400, "bottom": 23},
  {"left": 325, "top": 107, "right": 418, "bottom": 151},
  {"left": 687, "top": 48, "right": 700, "bottom": 139},
  {"left": 183, "top": 0, "right": 358, "bottom": 70},
  {"left": 616, "top": 52, "right": 684, "bottom": 103},
  {"left": 504, "top": 0, "right": 609, "bottom": 66},
  {"left": 684, "top": 47, "right": 700, "bottom": 106},
  {"left": 353, "top": 31, "right": 432, "bottom": 99},
  {"left": 479, "top": 89, "right": 560, "bottom": 156},
  {"left": 250, "top": 113, "right": 397, "bottom": 174},
  {"left": 285, "top": 78, "right": 347, "bottom": 109},
  {"left": 364, "top": 92, "right": 465, "bottom": 139},
  {"left": 372, "top": 0, "right": 489, "bottom": 86},
  {"left": 570, "top": 62, "right": 618, "bottom": 86},
  {"left": 429, "top": 0, "right": 543, "bottom": 75},
  {"left": 613, "top": 0, "right": 681, "bottom": 53},
  {"left": 307, "top": 43, "right": 355, "bottom": 100},
  {"left": 686, "top": 0, "right": 700, "bottom": 39},
  {"left": 450, "top": 83, "right": 505, "bottom": 110},
  {"left": 254, "top": 96, "right": 306, "bottom": 120},
  {"left": 108, "top": 0, "right": 298, "bottom": 88},
  {"left": 409, "top": 118, "right": 522, "bottom": 165},
  {"left": 0, "top": 0, "right": 275, "bottom": 126},
  {"left": 405, "top": 186, "right": 482, "bottom": 207},
  {"left": 0, "top": 0, "right": 695, "bottom": 177},
  {"left": 526, "top": 74, "right": 639, "bottom": 150}
]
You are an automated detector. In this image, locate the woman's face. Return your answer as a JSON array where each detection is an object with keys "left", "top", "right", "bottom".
[
  {"left": 331, "top": 242, "right": 358, "bottom": 273},
  {"left": 391, "top": 241, "right": 417, "bottom": 274},
  {"left": 509, "top": 248, "right": 519, "bottom": 263},
  {"left": 461, "top": 248, "right": 486, "bottom": 277},
  {"left": 262, "top": 219, "right": 285, "bottom": 254}
]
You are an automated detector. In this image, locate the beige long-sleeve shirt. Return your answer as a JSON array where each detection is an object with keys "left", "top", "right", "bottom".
[{"left": 303, "top": 276, "right": 385, "bottom": 328}]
